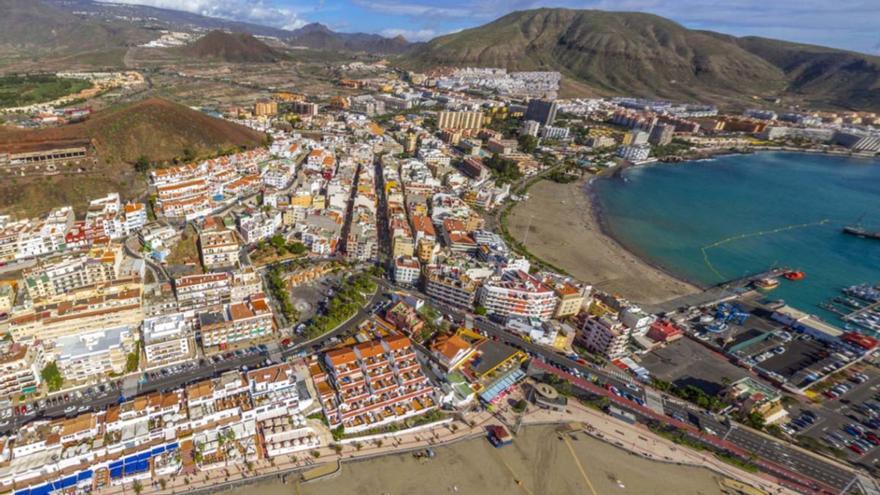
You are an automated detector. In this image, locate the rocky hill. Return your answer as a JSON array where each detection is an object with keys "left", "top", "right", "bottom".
[
  {"left": 402, "top": 8, "right": 880, "bottom": 110},
  {"left": 287, "top": 23, "right": 413, "bottom": 54},
  {"left": 0, "top": 98, "right": 266, "bottom": 216},
  {"left": 182, "top": 30, "right": 284, "bottom": 63}
]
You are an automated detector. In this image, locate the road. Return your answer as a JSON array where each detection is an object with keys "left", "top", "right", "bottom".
[{"left": 420, "top": 295, "right": 861, "bottom": 494}]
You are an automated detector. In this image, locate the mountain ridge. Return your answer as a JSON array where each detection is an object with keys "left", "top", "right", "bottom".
[
  {"left": 401, "top": 8, "right": 880, "bottom": 110},
  {"left": 181, "top": 30, "right": 284, "bottom": 63}
]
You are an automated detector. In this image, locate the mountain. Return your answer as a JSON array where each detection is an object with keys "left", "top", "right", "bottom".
[
  {"left": 182, "top": 30, "right": 283, "bottom": 63},
  {"left": 0, "top": 98, "right": 266, "bottom": 215},
  {"left": 45, "top": 0, "right": 295, "bottom": 39},
  {"left": 44, "top": 0, "right": 413, "bottom": 55},
  {"left": 0, "top": 0, "right": 148, "bottom": 53},
  {"left": 287, "top": 23, "right": 413, "bottom": 54},
  {"left": 402, "top": 8, "right": 880, "bottom": 110}
]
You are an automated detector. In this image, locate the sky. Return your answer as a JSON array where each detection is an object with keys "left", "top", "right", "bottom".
[{"left": 102, "top": 0, "right": 880, "bottom": 54}]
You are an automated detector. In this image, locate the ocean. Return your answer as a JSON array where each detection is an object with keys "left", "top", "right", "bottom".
[{"left": 593, "top": 151, "right": 880, "bottom": 331}]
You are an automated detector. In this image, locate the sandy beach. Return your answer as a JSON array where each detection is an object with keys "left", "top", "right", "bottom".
[
  {"left": 226, "top": 425, "right": 724, "bottom": 495},
  {"left": 507, "top": 176, "right": 700, "bottom": 305}
]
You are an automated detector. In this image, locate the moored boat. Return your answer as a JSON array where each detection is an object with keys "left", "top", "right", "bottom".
[{"left": 754, "top": 277, "right": 780, "bottom": 291}]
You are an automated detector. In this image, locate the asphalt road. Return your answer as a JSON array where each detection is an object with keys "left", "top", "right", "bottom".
[{"left": 425, "top": 296, "right": 860, "bottom": 494}]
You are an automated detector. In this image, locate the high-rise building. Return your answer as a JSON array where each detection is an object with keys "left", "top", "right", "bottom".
[
  {"left": 525, "top": 99, "right": 557, "bottom": 126},
  {"left": 649, "top": 124, "right": 675, "bottom": 146},
  {"left": 520, "top": 120, "right": 540, "bottom": 137},
  {"left": 254, "top": 100, "right": 278, "bottom": 117},
  {"left": 437, "top": 111, "right": 484, "bottom": 131}
]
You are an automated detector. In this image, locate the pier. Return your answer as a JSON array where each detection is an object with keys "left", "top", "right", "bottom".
[{"left": 645, "top": 267, "right": 789, "bottom": 314}]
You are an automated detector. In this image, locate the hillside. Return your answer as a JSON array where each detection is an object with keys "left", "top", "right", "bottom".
[
  {"left": 401, "top": 8, "right": 880, "bottom": 110},
  {"left": 0, "top": 0, "right": 147, "bottom": 55},
  {"left": 0, "top": 98, "right": 266, "bottom": 216},
  {"left": 182, "top": 30, "right": 284, "bottom": 63},
  {"left": 287, "top": 23, "right": 413, "bottom": 54}
]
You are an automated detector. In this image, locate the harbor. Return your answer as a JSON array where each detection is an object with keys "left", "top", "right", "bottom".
[{"left": 821, "top": 283, "right": 880, "bottom": 336}]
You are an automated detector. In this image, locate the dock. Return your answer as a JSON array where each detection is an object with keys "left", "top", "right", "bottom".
[{"left": 646, "top": 267, "right": 789, "bottom": 314}]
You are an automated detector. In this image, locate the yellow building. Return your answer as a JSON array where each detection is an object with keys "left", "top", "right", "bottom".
[
  {"left": 254, "top": 100, "right": 278, "bottom": 117},
  {"left": 391, "top": 236, "right": 414, "bottom": 258}
]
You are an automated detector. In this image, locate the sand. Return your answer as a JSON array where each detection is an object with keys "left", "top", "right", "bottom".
[
  {"left": 227, "top": 426, "right": 723, "bottom": 495},
  {"left": 506, "top": 177, "right": 700, "bottom": 305}
]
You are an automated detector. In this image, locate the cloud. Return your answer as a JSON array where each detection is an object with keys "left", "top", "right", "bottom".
[
  {"left": 98, "top": 0, "right": 307, "bottom": 30},
  {"left": 379, "top": 28, "right": 436, "bottom": 41}
]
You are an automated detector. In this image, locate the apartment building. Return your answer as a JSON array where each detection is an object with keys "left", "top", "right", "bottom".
[
  {"left": 173, "top": 272, "right": 231, "bottom": 310},
  {"left": 142, "top": 313, "right": 194, "bottom": 366},
  {"left": 198, "top": 296, "right": 274, "bottom": 350},
  {"left": 424, "top": 267, "right": 478, "bottom": 310},
  {"left": 478, "top": 270, "right": 558, "bottom": 321},
  {"left": 237, "top": 211, "right": 282, "bottom": 244},
  {"left": 8, "top": 278, "right": 143, "bottom": 341},
  {"left": 0, "top": 341, "right": 41, "bottom": 399},
  {"left": 22, "top": 244, "right": 122, "bottom": 300},
  {"left": 51, "top": 325, "right": 137, "bottom": 382},
  {"left": 393, "top": 256, "right": 420, "bottom": 286},
  {"left": 579, "top": 315, "right": 631, "bottom": 360},
  {"left": 309, "top": 335, "right": 436, "bottom": 432},
  {"left": 198, "top": 229, "right": 240, "bottom": 269}
]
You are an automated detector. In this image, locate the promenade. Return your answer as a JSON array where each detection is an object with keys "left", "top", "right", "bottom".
[{"left": 100, "top": 380, "right": 797, "bottom": 495}]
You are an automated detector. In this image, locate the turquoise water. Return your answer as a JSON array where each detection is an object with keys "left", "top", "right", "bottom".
[{"left": 593, "top": 152, "right": 880, "bottom": 329}]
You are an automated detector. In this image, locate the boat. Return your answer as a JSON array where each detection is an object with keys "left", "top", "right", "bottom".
[
  {"left": 783, "top": 270, "right": 805, "bottom": 281},
  {"left": 843, "top": 226, "right": 880, "bottom": 240},
  {"left": 753, "top": 278, "right": 780, "bottom": 291},
  {"left": 843, "top": 214, "right": 880, "bottom": 240}
]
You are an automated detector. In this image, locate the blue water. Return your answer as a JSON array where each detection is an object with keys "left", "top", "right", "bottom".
[{"left": 593, "top": 152, "right": 880, "bottom": 329}]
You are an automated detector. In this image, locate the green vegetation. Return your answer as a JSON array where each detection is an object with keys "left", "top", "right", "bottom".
[
  {"left": 517, "top": 134, "right": 539, "bottom": 153},
  {"left": 651, "top": 138, "right": 692, "bottom": 158},
  {"left": 124, "top": 342, "right": 140, "bottom": 373},
  {"left": 651, "top": 378, "right": 728, "bottom": 412},
  {"left": 512, "top": 399, "right": 528, "bottom": 413},
  {"left": 267, "top": 267, "right": 297, "bottom": 322},
  {"left": 302, "top": 273, "right": 376, "bottom": 340},
  {"left": 0, "top": 74, "right": 91, "bottom": 109},
  {"left": 41, "top": 362, "right": 63, "bottom": 392},
  {"left": 715, "top": 452, "right": 759, "bottom": 473},
  {"left": 253, "top": 234, "right": 308, "bottom": 263},
  {"left": 743, "top": 411, "right": 766, "bottom": 430},
  {"left": 484, "top": 153, "right": 522, "bottom": 185},
  {"left": 474, "top": 305, "right": 487, "bottom": 316},
  {"left": 332, "top": 425, "right": 345, "bottom": 441}
]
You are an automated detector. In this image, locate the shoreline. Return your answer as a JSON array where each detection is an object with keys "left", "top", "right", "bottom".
[
  {"left": 585, "top": 175, "right": 709, "bottom": 292},
  {"left": 506, "top": 175, "right": 700, "bottom": 305},
  {"left": 586, "top": 147, "right": 880, "bottom": 296}
]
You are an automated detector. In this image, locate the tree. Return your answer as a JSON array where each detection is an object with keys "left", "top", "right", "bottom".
[
  {"left": 287, "top": 242, "right": 308, "bottom": 255},
  {"left": 132, "top": 480, "right": 143, "bottom": 495},
  {"left": 182, "top": 147, "right": 196, "bottom": 163},
  {"left": 134, "top": 155, "right": 151, "bottom": 173},
  {"left": 474, "top": 305, "right": 488, "bottom": 316},
  {"left": 41, "top": 362, "right": 63, "bottom": 392},
  {"left": 332, "top": 424, "right": 345, "bottom": 441},
  {"left": 518, "top": 134, "right": 539, "bottom": 153}
]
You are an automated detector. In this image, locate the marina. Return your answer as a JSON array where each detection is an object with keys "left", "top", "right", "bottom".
[{"left": 820, "top": 283, "right": 880, "bottom": 336}]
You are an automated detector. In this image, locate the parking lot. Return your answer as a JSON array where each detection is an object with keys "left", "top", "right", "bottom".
[
  {"left": 640, "top": 337, "right": 749, "bottom": 395},
  {"left": 781, "top": 365, "right": 880, "bottom": 475}
]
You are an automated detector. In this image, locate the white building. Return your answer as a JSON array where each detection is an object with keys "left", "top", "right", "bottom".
[
  {"left": 478, "top": 270, "right": 558, "bottom": 321},
  {"left": 142, "top": 313, "right": 193, "bottom": 366},
  {"left": 393, "top": 256, "right": 420, "bottom": 286},
  {"left": 237, "top": 211, "right": 282, "bottom": 244},
  {"left": 52, "top": 326, "right": 136, "bottom": 381},
  {"left": 616, "top": 145, "right": 651, "bottom": 162}
]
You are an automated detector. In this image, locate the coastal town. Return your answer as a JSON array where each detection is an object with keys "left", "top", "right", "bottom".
[{"left": 1, "top": 20, "right": 880, "bottom": 495}]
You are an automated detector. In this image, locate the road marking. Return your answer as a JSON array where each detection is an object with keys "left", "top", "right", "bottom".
[{"left": 563, "top": 436, "right": 599, "bottom": 495}]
